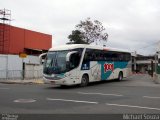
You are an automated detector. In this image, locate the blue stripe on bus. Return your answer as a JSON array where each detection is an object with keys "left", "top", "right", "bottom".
[{"left": 98, "top": 61, "right": 128, "bottom": 80}]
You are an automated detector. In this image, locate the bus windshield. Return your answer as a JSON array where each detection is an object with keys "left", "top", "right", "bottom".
[{"left": 43, "top": 49, "right": 83, "bottom": 75}]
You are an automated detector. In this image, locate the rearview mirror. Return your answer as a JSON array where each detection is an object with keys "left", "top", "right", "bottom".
[
  {"left": 39, "top": 53, "right": 47, "bottom": 64},
  {"left": 66, "top": 51, "right": 78, "bottom": 62}
]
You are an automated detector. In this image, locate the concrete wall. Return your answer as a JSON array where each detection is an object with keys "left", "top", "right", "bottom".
[
  {"left": 0, "top": 55, "right": 7, "bottom": 78},
  {"left": 0, "top": 54, "right": 43, "bottom": 80},
  {"left": 25, "top": 64, "right": 43, "bottom": 79}
]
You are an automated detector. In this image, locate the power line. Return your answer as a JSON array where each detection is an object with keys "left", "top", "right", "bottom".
[{"left": 136, "top": 40, "right": 160, "bottom": 51}]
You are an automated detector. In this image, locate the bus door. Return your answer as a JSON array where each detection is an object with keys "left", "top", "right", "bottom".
[{"left": 66, "top": 51, "right": 81, "bottom": 79}]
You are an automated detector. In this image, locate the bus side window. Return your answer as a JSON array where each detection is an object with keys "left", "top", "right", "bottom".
[
  {"left": 83, "top": 49, "right": 92, "bottom": 62},
  {"left": 119, "top": 53, "right": 123, "bottom": 61},
  {"left": 70, "top": 53, "right": 80, "bottom": 69},
  {"left": 83, "top": 53, "right": 88, "bottom": 62}
]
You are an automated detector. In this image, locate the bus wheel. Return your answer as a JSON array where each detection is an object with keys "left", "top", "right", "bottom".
[
  {"left": 80, "top": 75, "right": 89, "bottom": 87},
  {"left": 118, "top": 72, "right": 123, "bottom": 81}
]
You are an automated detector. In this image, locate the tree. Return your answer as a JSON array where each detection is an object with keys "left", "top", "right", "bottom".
[
  {"left": 67, "top": 30, "right": 87, "bottom": 44},
  {"left": 67, "top": 18, "right": 108, "bottom": 45}
]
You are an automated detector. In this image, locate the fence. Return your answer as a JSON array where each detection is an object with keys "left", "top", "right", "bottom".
[{"left": 0, "top": 69, "right": 43, "bottom": 80}]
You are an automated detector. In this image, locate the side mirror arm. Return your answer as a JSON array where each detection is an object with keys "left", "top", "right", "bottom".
[{"left": 39, "top": 53, "right": 47, "bottom": 64}]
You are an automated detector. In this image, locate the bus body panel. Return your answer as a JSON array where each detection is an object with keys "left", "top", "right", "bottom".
[
  {"left": 42, "top": 44, "right": 132, "bottom": 86},
  {"left": 99, "top": 61, "right": 128, "bottom": 80},
  {"left": 81, "top": 61, "right": 131, "bottom": 81},
  {"left": 43, "top": 68, "right": 82, "bottom": 85}
]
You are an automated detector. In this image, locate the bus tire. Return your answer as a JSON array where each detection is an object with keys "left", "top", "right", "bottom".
[
  {"left": 117, "top": 72, "right": 123, "bottom": 81},
  {"left": 80, "top": 75, "right": 89, "bottom": 87}
]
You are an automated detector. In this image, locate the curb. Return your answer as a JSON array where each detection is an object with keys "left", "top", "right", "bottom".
[
  {"left": 0, "top": 79, "right": 44, "bottom": 85},
  {"left": 34, "top": 80, "right": 44, "bottom": 84}
]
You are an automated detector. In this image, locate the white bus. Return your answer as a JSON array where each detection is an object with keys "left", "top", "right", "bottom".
[{"left": 41, "top": 44, "right": 132, "bottom": 86}]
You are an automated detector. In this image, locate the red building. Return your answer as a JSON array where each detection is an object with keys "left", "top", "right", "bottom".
[{"left": 0, "top": 23, "right": 52, "bottom": 55}]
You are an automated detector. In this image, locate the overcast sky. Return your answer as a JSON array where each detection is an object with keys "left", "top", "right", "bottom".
[{"left": 1, "top": 0, "right": 160, "bottom": 55}]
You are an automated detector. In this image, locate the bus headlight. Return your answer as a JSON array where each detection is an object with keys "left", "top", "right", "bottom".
[{"left": 64, "top": 73, "right": 71, "bottom": 77}]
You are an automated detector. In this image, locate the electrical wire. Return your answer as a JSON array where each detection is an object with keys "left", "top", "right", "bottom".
[{"left": 135, "top": 40, "right": 160, "bottom": 51}]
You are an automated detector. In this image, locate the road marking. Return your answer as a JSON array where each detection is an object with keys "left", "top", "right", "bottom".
[
  {"left": 0, "top": 87, "right": 10, "bottom": 90},
  {"left": 46, "top": 98, "right": 98, "bottom": 104},
  {"left": 14, "top": 99, "right": 36, "bottom": 103},
  {"left": 143, "top": 96, "right": 160, "bottom": 99},
  {"left": 106, "top": 103, "right": 160, "bottom": 111},
  {"left": 78, "top": 92, "right": 123, "bottom": 97}
]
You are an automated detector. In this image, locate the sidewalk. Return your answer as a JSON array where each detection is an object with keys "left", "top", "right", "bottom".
[
  {"left": 0, "top": 79, "right": 44, "bottom": 84},
  {"left": 127, "top": 74, "right": 160, "bottom": 87}
]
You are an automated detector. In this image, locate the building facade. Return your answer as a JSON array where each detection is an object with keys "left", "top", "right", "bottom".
[
  {"left": 131, "top": 52, "right": 156, "bottom": 75},
  {"left": 0, "top": 23, "right": 52, "bottom": 55},
  {"left": 0, "top": 24, "right": 52, "bottom": 80}
]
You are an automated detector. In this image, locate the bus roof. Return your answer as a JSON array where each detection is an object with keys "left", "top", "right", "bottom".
[{"left": 49, "top": 44, "right": 130, "bottom": 53}]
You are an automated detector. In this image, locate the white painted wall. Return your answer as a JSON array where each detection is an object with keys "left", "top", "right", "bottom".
[
  {"left": 24, "top": 55, "right": 40, "bottom": 64},
  {"left": 0, "top": 55, "right": 7, "bottom": 78},
  {"left": 0, "top": 55, "right": 7, "bottom": 70},
  {"left": 0, "top": 54, "right": 42, "bottom": 79},
  {"left": 8, "top": 55, "right": 22, "bottom": 70},
  {"left": 25, "top": 64, "right": 43, "bottom": 79}
]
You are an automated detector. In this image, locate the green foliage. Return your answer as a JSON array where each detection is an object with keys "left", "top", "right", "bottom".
[
  {"left": 67, "top": 18, "right": 108, "bottom": 45},
  {"left": 67, "top": 30, "right": 87, "bottom": 44}
]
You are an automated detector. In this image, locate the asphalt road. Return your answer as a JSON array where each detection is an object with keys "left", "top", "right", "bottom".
[{"left": 0, "top": 74, "right": 160, "bottom": 114}]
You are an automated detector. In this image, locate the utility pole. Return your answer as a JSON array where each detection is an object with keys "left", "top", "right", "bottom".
[
  {"left": 155, "top": 53, "right": 158, "bottom": 74},
  {"left": 134, "top": 51, "right": 137, "bottom": 72}
]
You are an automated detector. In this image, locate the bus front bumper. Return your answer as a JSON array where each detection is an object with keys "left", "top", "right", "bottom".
[{"left": 43, "top": 76, "right": 78, "bottom": 86}]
